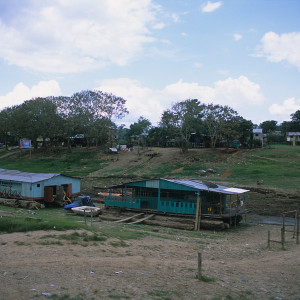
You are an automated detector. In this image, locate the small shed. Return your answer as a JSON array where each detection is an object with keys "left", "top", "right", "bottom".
[
  {"left": 105, "top": 178, "right": 249, "bottom": 223},
  {"left": 0, "top": 169, "right": 80, "bottom": 202},
  {"left": 253, "top": 128, "right": 263, "bottom": 141},
  {"left": 286, "top": 132, "right": 300, "bottom": 146}
]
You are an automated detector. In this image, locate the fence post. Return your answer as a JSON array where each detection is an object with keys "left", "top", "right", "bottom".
[
  {"left": 281, "top": 228, "right": 285, "bottom": 250},
  {"left": 198, "top": 252, "right": 202, "bottom": 280},
  {"left": 268, "top": 231, "right": 270, "bottom": 249},
  {"left": 297, "top": 210, "right": 299, "bottom": 245}
]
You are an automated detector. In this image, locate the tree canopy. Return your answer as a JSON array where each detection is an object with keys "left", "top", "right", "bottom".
[
  {"left": 160, "top": 99, "right": 204, "bottom": 152},
  {"left": 1, "top": 92, "right": 298, "bottom": 151}
]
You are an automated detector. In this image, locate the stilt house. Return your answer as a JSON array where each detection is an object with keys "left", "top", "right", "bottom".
[{"left": 105, "top": 178, "right": 249, "bottom": 220}]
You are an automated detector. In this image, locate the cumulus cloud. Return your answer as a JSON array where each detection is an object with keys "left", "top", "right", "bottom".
[
  {"left": 254, "top": 32, "right": 300, "bottom": 70},
  {"left": 234, "top": 33, "right": 243, "bottom": 41},
  {"left": 96, "top": 78, "right": 166, "bottom": 126},
  {"left": 269, "top": 97, "right": 300, "bottom": 122},
  {"left": 0, "top": 80, "right": 61, "bottom": 109},
  {"left": 213, "top": 76, "right": 263, "bottom": 106},
  {"left": 96, "top": 76, "right": 264, "bottom": 126},
  {"left": 0, "top": 0, "right": 157, "bottom": 73},
  {"left": 201, "top": 1, "right": 222, "bottom": 13}
]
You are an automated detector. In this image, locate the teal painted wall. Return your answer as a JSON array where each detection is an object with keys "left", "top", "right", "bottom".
[{"left": 106, "top": 179, "right": 227, "bottom": 215}]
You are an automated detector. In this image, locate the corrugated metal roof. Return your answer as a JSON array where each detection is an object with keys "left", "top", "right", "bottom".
[
  {"left": 253, "top": 129, "right": 263, "bottom": 134},
  {"left": 162, "top": 178, "right": 249, "bottom": 194},
  {"left": 110, "top": 178, "right": 249, "bottom": 194},
  {"left": 0, "top": 169, "right": 60, "bottom": 183}
]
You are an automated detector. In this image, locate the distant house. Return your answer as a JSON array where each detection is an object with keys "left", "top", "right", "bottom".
[
  {"left": 253, "top": 129, "right": 263, "bottom": 141},
  {"left": 286, "top": 132, "right": 300, "bottom": 146},
  {"left": 0, "top": 169, "right": 80, "bottom": 202}
]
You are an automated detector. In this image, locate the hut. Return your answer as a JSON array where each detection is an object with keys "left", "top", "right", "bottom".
[
  {"left": 0, "top": 169, "right": 80, "bottom": 203},
  {"left": 105, "top": 178, "right": 249, "bottom": 224}
]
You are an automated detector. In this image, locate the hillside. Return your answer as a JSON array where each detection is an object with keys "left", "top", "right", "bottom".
[
  {"left": 0, "top": 145, "right": 299, "bottom": 215},
  {"left": 83, "top": 146, "right": 300, "bottom": 216}
]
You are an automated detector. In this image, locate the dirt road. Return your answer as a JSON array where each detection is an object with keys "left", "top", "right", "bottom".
[{"left": 0, "top": 220, "right": 299, "bottom": 299}]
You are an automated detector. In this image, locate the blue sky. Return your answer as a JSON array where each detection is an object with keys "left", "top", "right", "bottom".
[{"left": 0, "top": 0, "right": 300, "bottom": 127}]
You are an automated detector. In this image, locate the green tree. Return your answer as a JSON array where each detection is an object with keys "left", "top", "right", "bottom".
[
  {"left": 54, "top": 90, "right": 129, "bottom": 148},
  {"left": 260, "top": 120, "right": 278, "bottom": 134},
  {"left": 0, "top": 107, "right": 16, "bottom": 149},
  {"left": 11, "top": 98, "right": 63, "bottom": 149},
  {"left": 290, "top": 110, "right": 300, "bottom": 131},
  {"left": 127, "top": 117, "right": 152, "bottom": 147},
  {"left": 203, "top": 104, "right": 240, "bottom": 148},
  {"left": 148, "top": 126, "right": 170, "bottom": 147},
  {"left": 160, "top": 99, "right": 205, "bottom": 153},
  {"left": 238, "top": 118, "right": 253, "bottom": 147}
]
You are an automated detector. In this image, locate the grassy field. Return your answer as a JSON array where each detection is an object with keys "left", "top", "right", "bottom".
[
  {"left": 0, "top": 144, "right": 299, "bottom": 191},
  {"left": 0, "top": 147, "right": 106, "bottom": 177},
  {"left": 219, "top": 145, "right": 300, "bottom": 189},
  {"left": 0, "top": 204, "right": 219, "bottom": 242}
]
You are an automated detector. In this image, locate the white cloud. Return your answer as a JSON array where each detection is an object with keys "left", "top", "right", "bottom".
[
  {"left": 171, "top": 13, "right": 180, "bottom": 23},
  {"left": 201, "top": 1, "right": 222, "bottom": 13},
  {"left": 213, "top": 76, "right": 263, "bottom": 106},
  {"left": 152, "top": 22, "right": 165, "bottom": 29},
  {"left": 96, "top": 78, "right": 166, "bottom": 126},
  {"left": 217, "top": 69, "right": 230, "bottom": 76},
  {"left": 0, "top": 80, "right": 61, "bottom": 109},
  {"left": 0, "top": 0, "right": 156, "bottom": 73},
  {"left": 234, "top": 33, "right": 243, "bottom": 41},
  {"left": 254, "top": 31, "right": 300, "bottom": 70},
  {"left": 269, "top": 97, "right": 300, "bottom": 122},
  {"left": 96, "top": 76, "right": 264, "bottom": 126}
]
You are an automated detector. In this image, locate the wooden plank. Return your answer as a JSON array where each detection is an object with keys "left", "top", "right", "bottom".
[
  {"left": 129, "top": 214, "right": 154, "bottom": 224},
  {"left": 115, "top": 213, "right": 144, "bottom": 223}
]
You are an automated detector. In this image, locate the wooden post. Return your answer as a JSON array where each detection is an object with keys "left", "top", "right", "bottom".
[
  {"left": 268, "top": 231, "right": 270, "bottom": 249},
  {"left": 90, "top": 212, "right": 93, "bottom": 226},
  {"left": 282, "top": 214, "right": 285, "bottom": 235},
  {"left": 229, "top": 196, "right": 232, "bottom": 228},
  {"left": 198, "top": 196, "right": 202, "bottom": 231},
  {"left": 84, "top": 209, "right": 86, "bottom": 225},
  {"left": 293, "top": 210, "right": 297, "bottom": 239},
  {"left": 219, "top": 193, "right": 222, "bottom": 215},
  {"left": 281, "top": 228, "right": 285, "bottom": 250},
  {"left": 234, "top": 213, "right": 237, "bottom": 228},
  {"left": 194, "top": 193, "right": 200, "bottom": 231},
  {"left": 297, "top": 210, "right": 299, "bottom": 245},
  {"left": 197, "top": 252, "right": 202, "bottom": 280}
]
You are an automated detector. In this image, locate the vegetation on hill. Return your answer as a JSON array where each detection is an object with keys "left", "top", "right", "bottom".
[{"left": 0, "top": 144, "right": 299, "bottom": 192}]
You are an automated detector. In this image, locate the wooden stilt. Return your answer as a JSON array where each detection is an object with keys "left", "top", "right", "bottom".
[{"left": 194, "top": 194, "right": 200, "bottom": 231}]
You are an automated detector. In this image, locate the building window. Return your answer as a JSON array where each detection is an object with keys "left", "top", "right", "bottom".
[{"left": 37, "top": 184, "right": 40, "bottom": 188}]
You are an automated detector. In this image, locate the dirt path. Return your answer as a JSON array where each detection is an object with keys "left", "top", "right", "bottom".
[{"left": 0, "top": 221, "right": 299, "bottom": 300}]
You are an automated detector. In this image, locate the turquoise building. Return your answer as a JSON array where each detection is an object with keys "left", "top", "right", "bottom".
[{"left": 105, "top": 178, "right": 249, "bottom": 218}]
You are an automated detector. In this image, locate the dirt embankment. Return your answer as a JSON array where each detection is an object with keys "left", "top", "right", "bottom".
[
  {"left": 0, "top": 221, "right": 299, "bottom": 300},
  {"left": 81, "top": 147, "right": 299, "bottom": 217}
]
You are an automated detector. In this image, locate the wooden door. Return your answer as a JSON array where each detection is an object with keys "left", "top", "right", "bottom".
[{"left": 44, "top": 186, "right": 54, "bottom": 202}]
